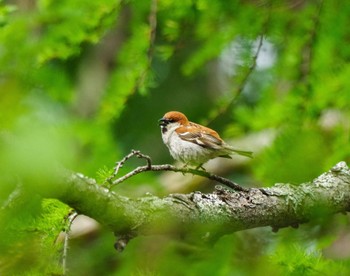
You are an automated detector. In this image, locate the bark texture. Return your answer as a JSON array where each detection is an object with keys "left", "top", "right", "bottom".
[{"left": 51, "top": 161, "right": 350, "bottom": 241}]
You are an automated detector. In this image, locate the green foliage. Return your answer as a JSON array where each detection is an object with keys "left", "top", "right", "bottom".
[
  {"left": 271, "top": 244, "right": 346, "bottom": 276},
  {"left": 0, "top": 0, "right": 16, "bottom": 26},
  {"left": 101, "top": 22, "right": 151, "bottom": 121},
  {"left": 37, "top": 0, "right": 120, "bottom": 63},
  {"left": 256, "top": 126, "right": 329, "bottom": 184},
  {"left": 0, "top": 196, "right": 69, "bottom": 275},
  {"left": 96, "top": 165, "right": 115, "bottom": 184},
  {"left": 1, "top": 0, "right": 350, "bottom": 274}
]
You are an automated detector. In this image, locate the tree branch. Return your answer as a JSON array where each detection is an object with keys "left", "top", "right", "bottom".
[
  {"left": 52, "top": 161, "right": 350, "bottom": 247},
  {"left": 106, "top": 150, "right": 249, "bottom": 192}
]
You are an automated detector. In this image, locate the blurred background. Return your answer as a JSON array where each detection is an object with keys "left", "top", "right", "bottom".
[{"left": 1, "top": 0, "right": 350, "bottom": 275}]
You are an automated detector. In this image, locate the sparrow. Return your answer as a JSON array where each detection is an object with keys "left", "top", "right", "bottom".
[{"left": 159, "top": 111, "right": 253, "bottom": 167}]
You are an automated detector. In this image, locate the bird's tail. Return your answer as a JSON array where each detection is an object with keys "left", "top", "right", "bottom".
[
  {"left": 227, "top": 147, "right": 253, "bottom": 158},
  {"left": 233, "top": 149, "right": 253, "bottom": 158}
]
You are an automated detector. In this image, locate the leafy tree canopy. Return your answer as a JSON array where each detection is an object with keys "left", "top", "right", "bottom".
[{"left": 1, "top": 0, "right": 350, "bottom": 275}]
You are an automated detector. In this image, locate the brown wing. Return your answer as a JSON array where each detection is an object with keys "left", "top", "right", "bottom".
[{"left": 175, "top": 122, "right": 224, "bottom": 149}]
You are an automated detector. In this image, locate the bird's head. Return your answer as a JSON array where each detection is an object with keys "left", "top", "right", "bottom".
[{"left": 159, "top": 111, "right": 188, "bottom": 133}]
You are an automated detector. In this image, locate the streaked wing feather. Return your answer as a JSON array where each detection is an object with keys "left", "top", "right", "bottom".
[{"left": 176, "top": 124, "right": 223, "bottom": 149}]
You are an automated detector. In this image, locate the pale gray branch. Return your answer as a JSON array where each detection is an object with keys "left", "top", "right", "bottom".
[
  {"left": 53, "top": 161, "right": 350, "bottom": 244},
  {"left": 108, "top": 149, "right": 249, "bottom": 192},
  {"left": 112, "top": 163, "right": 249, "bottom": 192}
]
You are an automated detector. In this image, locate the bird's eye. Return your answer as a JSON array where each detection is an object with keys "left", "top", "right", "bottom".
[{"left": 159, "top": 118, "right": 174, "bottom": 127}]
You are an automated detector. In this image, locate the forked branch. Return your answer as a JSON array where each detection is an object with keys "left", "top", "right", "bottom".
[{"left": 106, "top": 150, "right": 249, "bottom": 192}]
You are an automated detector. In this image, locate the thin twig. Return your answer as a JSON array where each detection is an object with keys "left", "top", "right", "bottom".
[
  {"left": 133, "top": 150, "right": 152, "bottom": 169},
  {"left": 299, "top": 0, "right": 323, "bottom": 88},
  {"left": 118, "top": 0, "right": 158, "bottom": 108},
  {"left": 104, "top": 149, "right": 150, "bottom": 185},
  {"left": 109, "top": 150, "right": 249, "bottom": 192},
  {"left": 62, "top": 211, "right": 78, "bottom": 275},
  {"left": 147, "top": 0, "right": 158, "bottom": 61},
  {"left": 133, "top": 0, "right": 158, "bottom": 91},
  {"left": 205, "top": 7, "right": 270, "bottom": 127}
]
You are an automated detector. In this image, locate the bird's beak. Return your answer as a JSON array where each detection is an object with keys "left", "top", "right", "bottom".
[{"left": 158, "top": 118, "right": 167, "bottom": 127}]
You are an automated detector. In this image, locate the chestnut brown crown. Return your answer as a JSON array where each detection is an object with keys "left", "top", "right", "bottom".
[{"left": 159, "top": 111, "right": 189, "bottom": 127}]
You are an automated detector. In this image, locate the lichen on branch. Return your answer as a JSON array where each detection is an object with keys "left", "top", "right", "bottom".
[{"left": 52, "top": 160, "right": 350, "bottom": 248}]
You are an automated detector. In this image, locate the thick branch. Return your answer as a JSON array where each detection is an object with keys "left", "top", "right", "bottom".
[{"left": 53, "top": 162, "right": 350, "bottom": 241}]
